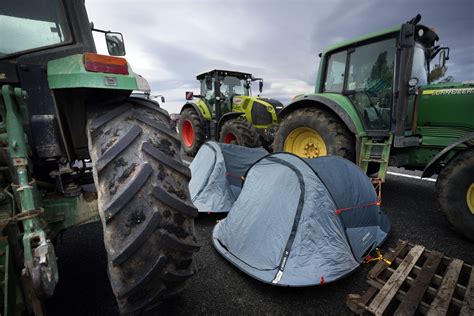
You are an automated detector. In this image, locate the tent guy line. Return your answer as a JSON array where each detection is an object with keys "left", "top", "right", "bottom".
[{"left": 387, "top": 171, "right": 437, "bottom": 182}]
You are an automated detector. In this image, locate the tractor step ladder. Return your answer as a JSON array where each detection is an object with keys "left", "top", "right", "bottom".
[{"left": 359, "top": 134, "right": 393, "bottom": 183}]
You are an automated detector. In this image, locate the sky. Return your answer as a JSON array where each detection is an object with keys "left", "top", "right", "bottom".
[{"left": 86, "top": 0, "right": 474, "bottom": 114}]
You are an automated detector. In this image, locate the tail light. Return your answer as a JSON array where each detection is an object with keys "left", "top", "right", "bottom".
[{"left": 84, "top": 53, "right": 129, "bottom": 75}]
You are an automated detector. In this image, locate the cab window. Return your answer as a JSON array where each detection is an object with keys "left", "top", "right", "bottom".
[
  {"left": 323, "top": 51, "right": 347, "bottom": 93},
  {"left": 200, "top": 78, "right": 217, "bottom": 116}
]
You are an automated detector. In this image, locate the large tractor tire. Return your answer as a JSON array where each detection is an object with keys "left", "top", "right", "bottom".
[
  {"left": 178, "top": 108, "right": 205, "bottom": 156},
  {"left": 219, "top": 119, "right": 262, "bottom": 147},
  {"left": 436, "top": 147, "right": 474, "bottom": 241},
  {"left": 87, "top": 97, "right": 199, "bottom": 314},
  {"left": 273, "top": 108, "right": 354, "bottom": 160}
]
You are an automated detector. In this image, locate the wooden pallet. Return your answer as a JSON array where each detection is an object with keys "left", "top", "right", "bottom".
[{"left": 347, "top": 240, "right": 473, "bottom": 315}]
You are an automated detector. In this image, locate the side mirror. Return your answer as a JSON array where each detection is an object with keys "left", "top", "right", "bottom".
[
  {"left": 205, "top": 76, "right": 213, "bottom": 90},
  {"left": 259, "top": 80, "right": 263, "bottom": 93},
  {"left": 161, "top": 96, "right": 165, "bottom": 103},
  {"left": 185, "top": 91, "right": 194, "bottom": 100},
  {"left": 105, "top": 32, "right": 126, "bottom": 56},
  {"left": 408, "top": 77, "right": 419, "bottom": 95}
]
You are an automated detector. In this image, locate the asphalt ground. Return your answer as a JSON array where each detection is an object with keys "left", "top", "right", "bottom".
[{"left": 46, "top": 171, "right": 474, "bottom": 315}]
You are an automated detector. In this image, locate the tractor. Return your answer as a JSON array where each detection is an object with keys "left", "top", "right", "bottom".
[
  {"left": 273, "top": 15, "right": 474, "bottom": 241},
  {"left": 178, "top": 69, "right": 283, "bottom": 156},
  {"left": 0, "top": 0, "right": 198, "bottom": 314}
]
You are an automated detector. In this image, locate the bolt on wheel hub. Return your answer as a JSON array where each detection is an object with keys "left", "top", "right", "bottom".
[{"left": 304, "top": 143, "right": 320, "bottom": 158}]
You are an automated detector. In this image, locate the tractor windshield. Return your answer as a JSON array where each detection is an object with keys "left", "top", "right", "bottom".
[
  {"left": 220, "top": 76, "right": 249, "bottom": 97},
  {"left": 0, "top": 0, "right": 71, "bottom": 57}
]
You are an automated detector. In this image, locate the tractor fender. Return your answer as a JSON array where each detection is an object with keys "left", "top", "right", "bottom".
[
  {"left": 180, "top": 100, "right": 212, "bottom": 120},
  {"left": 180, "top": 102, "right": 201, "bottom": 116},
  {"left": 47, "top": 54, "right": 138, "bottom": 90},
  {"left": 217, "top": 112, "right": 244, "bottom": 137},
  {"left": 180, "top": 102, "right": 205, "bottom": 123},
  {"left": 422, "top": 132, "right": 474, "bottom": 178},
  {"left": 278, "top": 94, "right": 360, "bottom": 134}
]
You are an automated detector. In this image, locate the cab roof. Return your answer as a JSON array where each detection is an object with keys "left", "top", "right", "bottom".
[
  {"left": 321, "top": 25, "right": 401, "bottom": 56},
  {"left": 321, "top": 23, "right": 438, "bottom": 56},
  {"left": 196, "top": 69, "right": 253, "bottom": 80}
]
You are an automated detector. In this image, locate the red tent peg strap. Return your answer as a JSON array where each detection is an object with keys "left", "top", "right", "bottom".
[
  {"left": 335, "top": 179, "right": 383, "bottom": 215},
  {"left": 335, "top": 201, "right": 380, "bottom": 215}
]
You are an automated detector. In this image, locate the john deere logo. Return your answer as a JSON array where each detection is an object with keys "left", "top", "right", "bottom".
[{"left": 423, "top": 88, "right": 474, "bottom": 95}]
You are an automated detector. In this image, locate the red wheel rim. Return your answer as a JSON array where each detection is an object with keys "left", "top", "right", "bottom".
[
  {"left": 182, "top": 120, "right": 194, "bottom": 147},
  {"left": 223, "top": 133, "right": 237, "bottom": 144}
]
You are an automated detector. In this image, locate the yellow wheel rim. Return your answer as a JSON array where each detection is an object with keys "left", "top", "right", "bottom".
[
  {"left": 284, "top": 127, "right": 328, "bottom": 158},
  {"left": 467, "top": 183, "right": 474, "bottom": 215}
]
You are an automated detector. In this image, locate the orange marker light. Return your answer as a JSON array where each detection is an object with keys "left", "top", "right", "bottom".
[{"left": 84, "top": 53, "right": 129, "bottom": 75}]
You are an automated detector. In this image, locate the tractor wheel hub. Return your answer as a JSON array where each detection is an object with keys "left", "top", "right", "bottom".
[
  {"left": 304, "top": 143, "right": 320, "bottom": 158},
  {"left": 284, "top": 127, "right": 328, "bottom": 159}
]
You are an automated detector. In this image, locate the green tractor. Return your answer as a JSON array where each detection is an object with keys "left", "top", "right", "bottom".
[
  {"left": 273, "top": 15, "right": 474, "bottom": 240},
  {"left": 178, "top": 69, "right": 283, "bottom": 156},
  {"left": 0, "top": 0, "right": 198, "bottom": 314}
]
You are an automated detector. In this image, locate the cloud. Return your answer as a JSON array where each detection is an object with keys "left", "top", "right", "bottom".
[{"left": 86, "top": 0, "right": 474, "bottom": 113}]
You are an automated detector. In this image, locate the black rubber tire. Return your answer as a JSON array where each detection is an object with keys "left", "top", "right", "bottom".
[
  {"left": 272, "top": 108, "right": 355, "bottom": 160},
  {"left": 436, "top": 147, "right": 474, "bottom": 241},
  {"left": 219, "top": 119, "right": 262, "bottom": 147},
  {"left": 87, "top": 97, "right": 199, "bottom": 314},
  {"left": 178, "top": 108, "right": 205, "bottom": 157}
]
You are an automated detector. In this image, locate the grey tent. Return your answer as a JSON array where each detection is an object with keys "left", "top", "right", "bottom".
[
  {"left": 212, "top": 152, "right": 390, "bottom": 286},
  {"left": 189, "top": 142, "right": 267, "bottom": 213}
]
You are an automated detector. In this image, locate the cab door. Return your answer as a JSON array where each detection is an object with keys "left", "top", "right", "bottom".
[{"left": 344, "top": 37, "right": 397, "bottom": 132}]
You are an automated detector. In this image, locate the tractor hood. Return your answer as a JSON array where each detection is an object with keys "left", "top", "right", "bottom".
[
  {"left": 232, "top": 96, "right": 283, "bottom": 113},
  {"left": 418, "top": 81, "right": 474, "bottom": 146},
  {"left": 422, "top": 81, "right": 474, "bottom": 92},
  {"left": 232, "top": 95, "right": 282, "bottom": 128},
  {"left": 257, "top": 97, "right": 284, "bottom": 113}
]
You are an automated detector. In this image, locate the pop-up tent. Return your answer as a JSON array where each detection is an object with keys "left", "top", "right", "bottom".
[
  {"left": 212, "top": 152, "right": 390, "bottom": 286},
  {"left": 189, "top": 142, "right": 267, "bottom": 213}
]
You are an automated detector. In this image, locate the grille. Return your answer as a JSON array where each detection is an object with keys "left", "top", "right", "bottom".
[{"left": 251, "top": 101, "right": 272, "bottom": 125}]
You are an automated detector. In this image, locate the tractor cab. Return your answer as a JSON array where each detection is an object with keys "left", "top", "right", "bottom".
[
  {"left": 318, "top": 15, "right": 444, "bottom": 146},
  {"left": 195, "top": 69, "right": 263, "bottom": 120}
]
